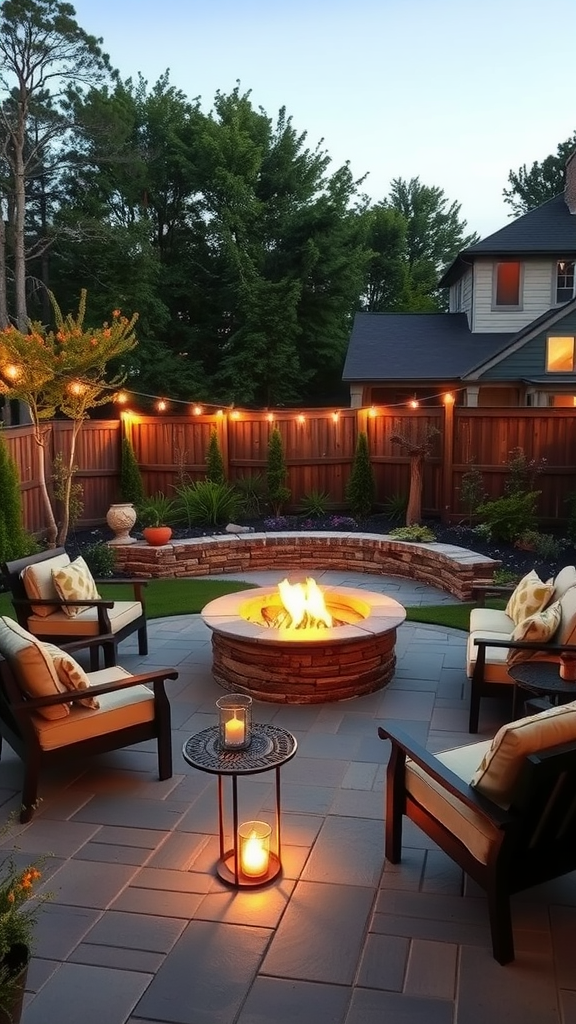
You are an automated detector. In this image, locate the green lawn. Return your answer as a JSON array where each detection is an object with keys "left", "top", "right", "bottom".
[{"left": 0, "top": 579, "right": 506, "bottom": 630}]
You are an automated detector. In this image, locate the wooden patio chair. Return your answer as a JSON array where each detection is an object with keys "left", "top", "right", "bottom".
[
  {"left": 379, "top": 704, "right": 576, "bottom": 964},
  {"left": 2, "top": 547, "right": 148, "bottom": 670},
  {"left": 0, "top": 618, "right": 176, "bottom": 822}
]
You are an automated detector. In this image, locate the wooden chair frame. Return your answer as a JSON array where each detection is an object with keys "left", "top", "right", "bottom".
[
  {"left": 0, "top": 635, "right": 177, "bottom": 822},
  {"left": 379, "top": 723, "right": 576, "bottom": 964},
  {"left": 2, "top": 547, "right": 149, "bottom": 670}
]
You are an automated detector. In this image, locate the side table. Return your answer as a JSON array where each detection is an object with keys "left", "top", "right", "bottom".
[
  {"left": 508, "top": 661, "right": 576, "bottom": 717},
  {"left": 182, "top": 723, "right": 297, "bottom": 888}
]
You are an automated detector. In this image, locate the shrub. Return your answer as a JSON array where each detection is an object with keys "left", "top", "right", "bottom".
[
  {"left": 235, "top": 474, "right": 267, "bottom": 517},
  {"left": 175, "top": 481, "right": 242, "bottom": 527},
  {"left": 516, "top": 530, "right": 566, "bottom": 561},
  {"left": 137, "top": 492, "right": 178, "bottom": 528},
  {"left": 205, "top": 428, "right": 226, "bottom": 484},
  {"left": 381, "top": 492, "right": 408, "bottom": 522},
  {"left": 389, "top": 524, "right": 436, "bottom": 542},
  {"left": 458, "top": 460, "right": 486, "bottom": 524},
  {"left": 504, "top": 446, "right": 546, "bottom": 496},
  {"left": 120, "top": 436, "right": 145, "bottom": 506},
  {"left": 346, "top": 432, "right": 375, "bottom": 518},
  {"left": 266, "top": 428, "right": 291, "bottom": 516},
  {"left": 80, "top": 542, "right": 117, "bottom": 578},
  {"left": 298, "top": 490, "right": 330, "bottom": 517},
  {"left": 476, "top": 491, "right": 540, "bottom": 543},
  {"left": 0, "top": 430, "right": 34, "bottom": 562}
]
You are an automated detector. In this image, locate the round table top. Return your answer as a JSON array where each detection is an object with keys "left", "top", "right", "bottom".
[
  {"left": 182, "top": 723, "right": 298, "bottom": 776},
  {"left": 508, "top": 660, "right": 576, "bottom": 699}
]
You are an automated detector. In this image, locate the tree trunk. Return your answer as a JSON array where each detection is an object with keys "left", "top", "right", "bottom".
[
  {"left": 56, "top": 421, "right": 82, "bottom": 546},
  {"left": 406, "top": 454, "right": 424, "bottom": 525},
  {"left": 34, "top": 425, "right": 58, "bottom": 548},
  {"left": 0, "top": 197, "right": 8, "bottom": 328},
  {"left": 13, "top": 137, "right": 27, "bottom": 331}
]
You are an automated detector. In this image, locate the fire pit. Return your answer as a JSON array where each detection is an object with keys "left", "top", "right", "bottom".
[{"left": 201, "top": 580, "right": 406, "bottom": 704}]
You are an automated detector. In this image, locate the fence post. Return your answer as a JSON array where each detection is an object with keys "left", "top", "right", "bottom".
[{"left": 441, "top": 396, "right": 455, "bottom": 524}]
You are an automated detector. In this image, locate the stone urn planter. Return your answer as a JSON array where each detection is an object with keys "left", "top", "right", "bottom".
[
  {"left": 143, "top": 526, "right": 173, "bottom": 546},
  {"left": 106, "top": 503, "right": 137, "bottom": 545}
]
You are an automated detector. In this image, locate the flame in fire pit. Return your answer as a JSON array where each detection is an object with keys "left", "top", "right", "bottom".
[{"left": 262, "top": 577, "right": 339, "bottom": 630}]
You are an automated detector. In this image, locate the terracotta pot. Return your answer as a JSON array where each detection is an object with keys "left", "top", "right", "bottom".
[
  {"left": 143, "top": 526, "right": 173, "bottom": 546},
  {"left": 0, "top": 943, "right": 29, "bottom": 1024},
  {"left": 106, "top": 502, "right": 137, "bottom": 545}
]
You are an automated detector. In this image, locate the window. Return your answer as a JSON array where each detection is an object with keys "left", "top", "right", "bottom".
[
  {"left": 547, "top": 336, "right": 575, "bottom": 372},
  {"left": 493, "top": 262, "right": 521, "bottom": 308},
  {"left": 556, "top": 260, "right": 575, "bottom": 303}
]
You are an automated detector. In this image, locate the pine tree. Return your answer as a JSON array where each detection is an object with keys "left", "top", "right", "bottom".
[
  {"left": 346, "top": 431, "right": 375, "bottom": 518},
  {"left": 206, "top": 428, "right": 226, "bottom": 484},
  {"left": 266, "top": 427, "right": 291, "bottom": 516},
  {"left": 0, "top": 431, "right": 29, "bottom": 561},
  {"left": 120, "top": 436, "right": 145, "bottom": 506}
]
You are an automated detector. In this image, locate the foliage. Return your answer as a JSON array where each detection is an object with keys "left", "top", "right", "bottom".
[
  {"left": 234, "top": 474, "right": 267, "bottom": 517},
  {"left": 503, "top": 133, "right": 576, "bottom": 216},
  {"left": 458, "top": 460, "right": 486, "bottom": 525},
  {"left": 346, "top": 431, "right": 375, "bottom": 517},
  {"left": 205, "top": 428, "right": 226, "bottom": 484},
  {"left": 79, "top": 541, "right": 117, "bottom": 578},
  {"left": 137, "top": 492, "right": 178, "bottom": 528},
  {"left": 298, "top": 490, "right": 331, "bottom": 517},
  {"left": 516, "top": 530, "right": 566, "bottom": 561},
  {"left": 266, "top": 428, "right": 291, "bottom": 516},
  {"left": 504, "top": 446, "right": 546, "bottom": 496},
  {"left": 52, "top": 452, "right": 83, "bottom": 532},
  {"left": 476, "top": 491, "right": 540, "bottom": 543},
  {"left": 120, "top": 436, "right": 145, "bottom": 506},
  {"left": 389, "top": 524, "right": 436, "bottom": 542},
  {"left": 380, "top": 492, "right": 408, "bottom": 521},
  {"left": 0, "top": 430, "right": 31, "bottom": 562},
  {"left": 492, "top": 568, "right": 522, "bottom": 586},
  {"left": 174, "top": 480, "right": 242, "bottom": 527}
]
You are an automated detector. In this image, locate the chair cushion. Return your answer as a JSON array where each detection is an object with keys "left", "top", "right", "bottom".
[
  {"left": 0, "top": 617, "right": 69, "bottom": 720},
  {"left": 466, "top": 630, "right": 515, "bottom": 685},
  {"left": 21, "top": 553, "right": 71, "bottom": 618},
  {"left": 39, "top": 641, "right": 99, "bottom": 710},
  {"left": 51, "top": 556, "right": 101, "bottom": 618},
  {"left": 26, "top": 601, "right": 143, "bottom": 638},
  {"left": 469, "top": 606, "right": 514, "bottom": 635},
  {"left": 30, "top": 666, "right": 155, "bottom": 751},
  {"left": 506, "top": 601, "right": 562, "bottom": 668},
  {"left": 471, "top": 700, "right": 576, "bottom": 808},
  {"left": 406, "top": 740, "right": 498, "bottom": 864},
  {"left": 556, "top": 586, "right": 576, "bottom": 646},
  {"left": 551, "top": 565, "right": 576, "bottom": 601},
  {"left": 505, "top": 570, "right": 554, "bottom": 626}
]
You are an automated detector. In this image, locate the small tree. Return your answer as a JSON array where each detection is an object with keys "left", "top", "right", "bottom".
[
  {"left": 390, "top": 427, "right": 439, "bottom": 525},
  {"left": 120, "top": 435, "right": 145, "bottom": 506},
  {"left": 346, "top": 431, "right": 375, "bottom": 518},
  {"left": 206, "top": 427, "right": 225, "bottom": 484},
  {"left": 458, "top": 459, "right": 486, "bottom": 525},
  {"left": 266, "top": 427, "right": 291, "bottom": 516}
]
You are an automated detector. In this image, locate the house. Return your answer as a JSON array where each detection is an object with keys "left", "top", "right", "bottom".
[{"left": 343, "top": 152, "right": 576, "bottom": 408}]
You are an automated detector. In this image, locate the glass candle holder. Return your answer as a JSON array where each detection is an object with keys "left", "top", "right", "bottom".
[
  {"left": 216, "top": 694, "right": 252, "bottom": 750},
  {"left": 238, "top": 820, "right": 271, "bottom": 878}
]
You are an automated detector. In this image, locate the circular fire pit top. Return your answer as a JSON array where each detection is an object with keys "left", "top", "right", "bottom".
[{"left": 201, "top": 584, "right": 406, "bottom": 645}]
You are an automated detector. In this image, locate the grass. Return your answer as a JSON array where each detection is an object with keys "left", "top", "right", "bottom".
[{"left": 0, "top": 580, "right": 506, "bottom": 629}]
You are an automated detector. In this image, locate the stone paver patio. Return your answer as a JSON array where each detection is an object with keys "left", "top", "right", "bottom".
[{"left": 1, "top": 569, "right": 575, "bottom": 1024}]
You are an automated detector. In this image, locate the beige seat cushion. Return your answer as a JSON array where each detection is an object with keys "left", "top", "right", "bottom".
[
  {"left": 30, "top": 666, "right": 155, "bottom": 751},
  {"left": 21, "top": 553, "right": 71, "bottom": 617},
  {"left": 471, "top": 700, "right": 576, "bottom": 808},
  {"left": 406, "top": 740, "right": 497, "bottom": 864},
  {"left": 469, "top": 606, "right": 514, "bottom": 635},
  {"left": 26, "top": 601, "right": 142, "bottom": 639},
  {"left": 466, "top": 629, "right": 515, "bottom": 684},
  {"left": 51, "top": 556, "right": 101, "bottom": 618},
  {"left": 0, "top": 617, "right": 69, "bottom": 720},
  {"left": 505, "top": 570, "right": 554, "bottom": 626}
]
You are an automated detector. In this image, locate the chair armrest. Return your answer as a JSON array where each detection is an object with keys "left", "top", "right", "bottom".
[
  {"left": 470, "top": 581, "right": 515, "bottom": 607},
  {"left": 13, "top": 597, "right": 115, "bottom": 610},
  {"left": 12, "top": 667, "right": 179, "bottom": 711},
  {"left": 96, "top": 578, "right": 148, "bottom": 605},
  {"left": 473, "top": 636, "right": 576, "bottom": 655},
  {"left": 378, "top": 724, "right": 512, "bottom": 826}
]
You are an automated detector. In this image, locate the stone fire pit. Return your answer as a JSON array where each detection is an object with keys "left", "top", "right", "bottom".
[{"left": 201, "top": 584, "right": 406, "bottom": 704}]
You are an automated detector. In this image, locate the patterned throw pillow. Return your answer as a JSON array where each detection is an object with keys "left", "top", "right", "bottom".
[
  {"left": 504, "top": 570, "right": 554, "bottom": 626},
  {"left": 51, "top": 556, "right": 101, "bottom": 618},
  {"left": 0, "top": 617, "right": 69, "bottom": 720},
  {"left": 506, "top": 600, "right": 562, "bottom": 667},
  {"left": 40, "top": 642, "right": 100, "bottom": 710}
]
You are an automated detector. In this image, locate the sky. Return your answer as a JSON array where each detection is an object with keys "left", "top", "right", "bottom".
[{"left": 70, "top": 0, "right": 576, "bottom": 240}]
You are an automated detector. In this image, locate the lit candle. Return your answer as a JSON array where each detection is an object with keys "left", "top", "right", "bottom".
[
  {"left": 224, "top": 715, "right": 245, "bottom": 747},
  {"left": 241, "top": 831, "right": 269, "bottom": 877}
]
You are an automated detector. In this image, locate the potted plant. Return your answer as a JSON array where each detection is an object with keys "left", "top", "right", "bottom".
[
  {"left": 0, "top": 825, "right": 51, "bottom": 1023},
  {"left": 137, "top": 493, "right": 176, "bottom": 546}
]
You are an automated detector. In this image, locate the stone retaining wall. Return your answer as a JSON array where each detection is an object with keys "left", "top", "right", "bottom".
[{"left": 112, "top": 532, "right": 500, "bottom": 601}]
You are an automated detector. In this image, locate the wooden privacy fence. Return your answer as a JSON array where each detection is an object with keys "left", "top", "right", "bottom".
[{"left": 4, "top": 407, "right": 576, "bottom": 535}]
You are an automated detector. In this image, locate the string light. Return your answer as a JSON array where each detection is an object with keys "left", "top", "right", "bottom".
[
  {"left": 297, "top": 414, "right": 306, "bottom": 425},
  {"left": 192, "top": 404, "right": 203, "bottom": 415},
  {"left": 231, "top": 409, "right": 240, "bottom": 420},
  {"left": 114, "top": 391, "right": 128, "bottom": 404},
  {"left": 368, "top": 406, "right": 377, "bottom": 418},
  {"left": 266, "top": 413, "right": 274, "bottom": 422},
  {"left": 156, "top": 398, "right": 168, "bottom": 412},
  {"left": 409, "top": 399, "right": 419, "bottom": 409},
  {"left": 332, "top": 411, "right": 340, "bottom": 423}
]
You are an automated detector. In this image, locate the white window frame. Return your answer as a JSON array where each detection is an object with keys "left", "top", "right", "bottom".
[{"left": 555, "top": 260, "right": 576, "bottom": 304}]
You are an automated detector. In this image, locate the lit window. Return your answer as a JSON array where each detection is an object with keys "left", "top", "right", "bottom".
[
  {"left": 547, "top": 336, "right": 575, "bottom": 372},
  {"left": 556, "top": 260, "right": 575, "bottom": 304},
  {"left": 494, "top": 262, "right": 521, "bottom": 307}
]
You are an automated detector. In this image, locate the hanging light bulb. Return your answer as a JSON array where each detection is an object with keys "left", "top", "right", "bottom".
[
  {"left": 156, "top": 398, "right": 168, "bottom": 412},
  {"left": 297, "top": 414, "right": 305, "bottom": 425},
  {"left": 115, "top": 391, "right": 128, "bottom": 405},
  {"left": 192, "top": 404, "right": 203, "bottom": 416},
  {"left": 368, "top": 406, "right": 377, "bottom": 418}
]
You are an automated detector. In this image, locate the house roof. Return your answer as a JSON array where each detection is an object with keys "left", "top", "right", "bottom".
[
  {"left": 439, "top": 193, "right": 576, "bottom": 287},
  {"left": 342, "top": 312, "right": 512, "bottom": 382}
]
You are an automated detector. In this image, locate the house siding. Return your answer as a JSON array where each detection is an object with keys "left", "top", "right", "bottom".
[
  {"left": 473, "top": 259, "right": 553, "bottom": 332},
  {"left": 449, "top": 268, "right": 473, "bottom": 317},
  {"left": 480, "top": 309, "right": 576, "bottom": 380}
]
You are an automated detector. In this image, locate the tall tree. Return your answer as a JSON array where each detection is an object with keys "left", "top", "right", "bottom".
[
  {"left": 361, "top": 204, "right": 407, "bottom": 311},
  {"left": 0, "top": 0, "right": 111, "bottom": 328},
  {"left": 503, "top": 133, "right": 576, "bottom": 216}
]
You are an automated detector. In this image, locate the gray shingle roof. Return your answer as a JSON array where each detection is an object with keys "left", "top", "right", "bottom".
[
  {"left": 439, "top": 194, "right": 576, "bottom": 287},
  {"left": 342, "top": 313, "right": 512, "bottom": 381}
]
